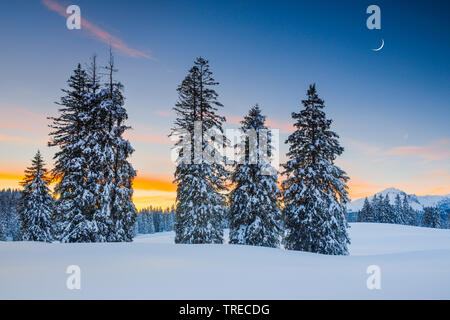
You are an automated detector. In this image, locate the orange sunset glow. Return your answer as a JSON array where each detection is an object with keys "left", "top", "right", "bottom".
[{"left": 2, "top": 169, "right": 449, "bottom": 211}]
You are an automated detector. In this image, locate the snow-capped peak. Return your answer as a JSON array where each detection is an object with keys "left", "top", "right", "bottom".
[{"left": 377, "top": 187, "right": 404, "bottom": 195}]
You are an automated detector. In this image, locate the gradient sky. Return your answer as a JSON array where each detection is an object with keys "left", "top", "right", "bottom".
[{"left": 0, "top": 0, "right": 449, "bottom": 209}]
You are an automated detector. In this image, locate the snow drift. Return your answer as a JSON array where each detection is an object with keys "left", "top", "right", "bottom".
[{"left": 1, "top": 223, "right": 450, "bottom": 299}]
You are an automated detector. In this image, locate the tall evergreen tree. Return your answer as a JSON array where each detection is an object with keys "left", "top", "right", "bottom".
[
  {"left": 229, "top": 105, "right": 282, "bottom": 248},
  {"left": 49, "top": 63, "right": 96, "bottom": 242},
  {"left": 171, "top": 57, "right": 228, "bottom": 244},
  {"left": 49, "top": 55, "right": 136, "bottom": 243},
  {"left": 19, "top": 151, "right": 54, "bottom": 242},
  {"left": 84, "top": 52, "right": 136, "bottom": 242},
  {"left": 281, "top": 84, "right": 350, "bottom": 255}
]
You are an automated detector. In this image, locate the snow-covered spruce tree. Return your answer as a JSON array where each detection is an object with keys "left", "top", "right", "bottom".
[
  {"left": 281, "top": 84, "right": 350, "bottom": 255},
  {"left": 358, "top": 198, "right": 374, "bottom": 222},
  {"left": 19, "top": 151, "right": 54, "bottom": 242},
  {"left": 422, "top": 206, "right": 442, "bottom": 228},
  {"left": 229, "top": 105, "right": 282, "bottom": 248},
  {"left": 49, "top": 64, "right": 96, "bottom": 242},
  {"left": 50, "top": 55, "right": 136, "bottom": 243},
  {"left": 84, "top": 53, "right": 136, "bottom": 242},
  {"left": 171, "top": 57, "right": 228, "bottom": 244}
]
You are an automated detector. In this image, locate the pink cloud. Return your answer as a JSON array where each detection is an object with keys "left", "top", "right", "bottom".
[
  {"left": 0, "top": 134, "right": 35, "bottom": 145},
  {"left": 0, "top": 105, "right": 49, "bottom": 134},
  {"left": 265, "top": 119, "right": 294, "bottom": 134},
  {"left": 386, "top": 139, "right": 450, "bottom": 161},
  {"left": 154, "top": 110, "right": 172, "bottom": 117},
  {"left": 125, "top": 131, "right": 170, "bottom": 145},
  {"left": 41, "top": 0, "right": 153, "bottom": 59}
]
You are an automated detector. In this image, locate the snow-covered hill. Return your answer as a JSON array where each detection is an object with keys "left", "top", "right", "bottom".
[
  {"left": 347, "top": 187, "right": 450, "bottom": 212},
  {"left": 1, "top": 223, "right": 450, "bottom": 299}
]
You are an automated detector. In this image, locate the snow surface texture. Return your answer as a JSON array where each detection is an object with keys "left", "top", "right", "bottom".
[
  {"left": 1, "top": 223, "right": 450, "bottom": 299},
  {"left": 347, "top": 187, "right": 450, "bottom": 212}
]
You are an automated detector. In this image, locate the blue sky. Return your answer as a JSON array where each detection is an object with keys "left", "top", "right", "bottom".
[{"left": 0, "top": 0, "right": 449, "bottom": 206}]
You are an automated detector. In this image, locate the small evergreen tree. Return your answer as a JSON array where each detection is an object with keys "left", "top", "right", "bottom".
[
  {"left": 19, "top": 151, "right": 54, "bottom": 242},
  {"left": 229, "top": 105, "right": 282, "bottom": 248},
  {"left": 281, "top": 84, "right": 350, "bottom": 255}
]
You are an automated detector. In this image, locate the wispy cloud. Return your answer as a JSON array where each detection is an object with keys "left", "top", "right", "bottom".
[
  {"left": 154, "top": 110, "right": 172, "bottom": 117},
  {"left": 386, "top": 138, "right": 450, "bottom": 161},
  {"left": 41, "top": 0, "right": 153, "bottom": 59}
]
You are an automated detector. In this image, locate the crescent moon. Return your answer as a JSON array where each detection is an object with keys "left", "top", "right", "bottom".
[{"left": 372, "top": 39, "right": 384, "bottom": 51}]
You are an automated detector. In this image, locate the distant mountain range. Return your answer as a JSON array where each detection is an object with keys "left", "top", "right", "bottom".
[{"left": 347, "top": 188, "right": 450, "bottom": 213}]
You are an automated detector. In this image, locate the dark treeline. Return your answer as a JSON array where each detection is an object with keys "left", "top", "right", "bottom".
[
  {"left": 0, "top": 189, "right": 21, "bottom": 241},
  {"left": 134, "top": 206, "right": 176, "bottom": 235},
  {"left": 0, "top": 188, "right": 179, "bottom": 241},
  {"left": 349, "top": 194, "right": 449, "bottom": 229}
]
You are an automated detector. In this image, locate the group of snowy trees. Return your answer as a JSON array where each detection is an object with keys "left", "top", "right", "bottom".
[
  {"left": 172, "top": 57, "right": 350, "bottom": 255},
  {"left": 8, "top": 55, "right": 450, "bottom": 248},
  {"left": 422, "top": 206, "right": 446, "bottom": 229},
  {"left": 16, "top": 53, "right": 137, "bottom": 243},
  {"left": 358, "top": 194, "right": 417, "bottom": 225},
  {"left": 135, "top": 206, "right": 176, "bottom": 235},
  {"left": 357, "top": 194, "right": 448, "bottom": 229}
]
